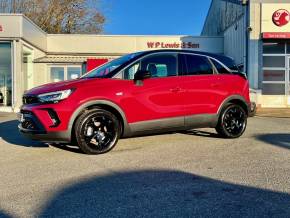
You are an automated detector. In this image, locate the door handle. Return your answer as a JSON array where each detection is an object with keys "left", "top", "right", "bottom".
[{"left": 170, "top": 87, "right": 184, "bottom": 93}]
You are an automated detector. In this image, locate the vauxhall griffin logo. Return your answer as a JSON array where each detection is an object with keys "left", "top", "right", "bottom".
[{"left": 272, "top": 9, "right": 290, "bottom": 27}]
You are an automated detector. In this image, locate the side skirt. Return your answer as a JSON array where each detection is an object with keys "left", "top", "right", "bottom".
[
  {"left": 127, "top": 114, "right": 218, "bottom": 137},
  {"left": 185, "top": 114, "right": 218, "bottom": 129}
]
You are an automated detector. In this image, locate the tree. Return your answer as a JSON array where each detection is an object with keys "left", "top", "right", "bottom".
[{"left": 0, "top": 0, "right": 105, "bottom": 34}]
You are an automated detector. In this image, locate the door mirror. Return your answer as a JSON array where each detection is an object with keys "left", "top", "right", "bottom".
[{"left": 134, "top": 70, "right": 151, "bottom": 81}]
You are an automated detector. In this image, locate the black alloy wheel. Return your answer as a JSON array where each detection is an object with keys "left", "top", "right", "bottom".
[
  {"left": 74, "top": 108, "right": 120, "bottom": 154},
  {"left": 216, "top": 104, "right": 247, "bottom": 138}
]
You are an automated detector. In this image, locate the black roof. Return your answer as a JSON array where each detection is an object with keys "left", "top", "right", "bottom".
[
  {"left": 138, "top": 49, "right": 237, "bottom": 69},
  {"left": 84, "top": 49, "right": 239, "bottom": 79},
  {"left": 141, "top": 49, "right": 230, "bottom": 59}
]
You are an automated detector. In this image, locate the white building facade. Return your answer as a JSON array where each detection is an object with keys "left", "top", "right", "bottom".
[
  {"left": 2, "top": 2, "right": 290, "bottom": 112},
  {"left": 202, "top": 0, "right": 290, "bottom": 108},
  {"left": 0, "top": 14, "right": 224, "bottom": 112}
]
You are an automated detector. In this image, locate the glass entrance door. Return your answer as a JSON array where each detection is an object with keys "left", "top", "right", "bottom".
[{"left": 0, "top": 42, "right": 12, "bottom": 107}]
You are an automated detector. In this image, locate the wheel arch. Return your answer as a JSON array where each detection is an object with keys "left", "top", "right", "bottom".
[
  {"left": 68, "top": 100, "right": 131, "bottom": 140},
  {"left": 218, "top": 95, "right": 250, "bottom": 116}
]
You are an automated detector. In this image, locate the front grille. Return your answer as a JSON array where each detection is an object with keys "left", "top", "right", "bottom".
[
  {"left": 20, "top": 110, "right": 44, "bottom": 131},
  {"left": 21, "top": 118, "right": 37, "bottom": 130},
  {"left": 23, "top": 95, "right": 39, "bottom": 105}
]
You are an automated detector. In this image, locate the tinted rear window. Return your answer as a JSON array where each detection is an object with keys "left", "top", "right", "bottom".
[
  {"left": 181, "top": 54, "right": 213, "bottom": 75},
  {"left": 211, "top": 59, "right": 231, "bottom": 74},
  {"left": 213, "top": 55, "right": 240, "bottom": 72}
]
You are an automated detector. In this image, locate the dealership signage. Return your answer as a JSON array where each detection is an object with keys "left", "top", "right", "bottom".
[
  {"left": 147, "top": 41, "right": 199, "bottom": 49},
  {"left": 272, "top": 9, "right": 290, "bottom": 27},
  {"left": 262, "top": 4, "right": 290, "bottom": 38},
  {"left": 263, "top": 32, "right": 290, "bottom": 39}
]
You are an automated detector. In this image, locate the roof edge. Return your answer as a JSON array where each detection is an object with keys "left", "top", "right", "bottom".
[{"left": 0, "top": 13, "right": 48, "bottom": 35}]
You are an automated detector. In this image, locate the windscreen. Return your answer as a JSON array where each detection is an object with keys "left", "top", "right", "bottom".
[{"left": 82, "top": 52, "right": 144, "bottom": 78}]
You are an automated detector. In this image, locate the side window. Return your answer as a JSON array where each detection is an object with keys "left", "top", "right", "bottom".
[
  {"left": 178, "top": 54, "right": 187, "bottom": 75},
  {"left": 213, "top": 56, "right": 240, "bottom": 73},
  {"left": 141, "top": 54, "right": 177, "bottom": 78},
  {"left": 211, "top": 59, "right": 231, "bottom": 74},
  {"left": 123, "top": 62, "right": 140, "bottom": 79},
  {"left": 183, "top": 54, "right": 213, "bottom": 75}
]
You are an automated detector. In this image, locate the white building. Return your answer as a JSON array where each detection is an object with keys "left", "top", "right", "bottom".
[
  {"left": 202, "top": 0, "right": 290, "bottom": 108},
  {"left": 3, "top": 1, "right": 289, "bottom": 112},
  {"left": 0, "top": 14, "right": 223, "bottom": 112}
]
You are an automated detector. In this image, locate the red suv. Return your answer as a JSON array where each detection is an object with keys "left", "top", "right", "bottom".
[{"left": 19, "top": 50, "right": 250, "bottom": 154}]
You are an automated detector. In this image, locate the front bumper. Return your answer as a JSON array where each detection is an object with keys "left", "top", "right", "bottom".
[
  {"left": 17, "top": 110, "right": 46, "bottom": 133},
  {"left": 18, "top": 125, "right": 70, "bottom": 142},
  {"left": 18, "top": 109, "right": 71, "bottom": 143}
]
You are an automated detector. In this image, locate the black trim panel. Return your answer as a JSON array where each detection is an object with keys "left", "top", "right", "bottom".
[
  {"left": 19, "top": 110, "right": 46, "bottom": 132},
  {"left": 217, "top": 95, "right": 250, "bottom": 115},
  {"left": 130, "top": 116, "right": 184, "bottom": 134},
  {"left": 19, "top": 125, "right": 70, "bottom": 143},
  {"left": 185, "top": 114, "right": 218, "bottom": 128},
  {"left": 128, "top": 114, "right": 218, "bottom": 137}
]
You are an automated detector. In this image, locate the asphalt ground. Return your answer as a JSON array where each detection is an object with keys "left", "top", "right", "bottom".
[
  {"left": 256, "top": 107, "right": 290, "bottom": 118},
  {"left": 0, "top": 112, "right": 290, "bottom": 218}
]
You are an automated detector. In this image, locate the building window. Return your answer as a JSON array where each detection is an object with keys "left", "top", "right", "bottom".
[
  {"left": 51, "top": 67, "right": 65, "bottom": 82},
  {"left": 262, "top": 83, "right": 285, "bottom": 95},
  {"left": 285, "top": 43, "right": 290, "bottom": 54},
  {"left": 263, "top": 70, "right": 285, "bottom": 82},
  {"left": 50, "top": 65, "right": 81, "bottom": 82},
  {"left": 262, "top": 41, "right": 287, "bottom": 95},
  {"left": 68, "top": 67, "right": 81, "bottom": 80},
  {"left": 263, "top": 56, "right": 285, "bottom": 68},
  {"left": 0, "top": 42, "right": 12, "bottom": 107},
  {"left": 263, "top": 42, "right": 285, "bottom": 54}
]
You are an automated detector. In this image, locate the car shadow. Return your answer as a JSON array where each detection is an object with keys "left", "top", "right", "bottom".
[
  {"left": 0, "top": 120, "right": 48, "bottom": 147},
  {"left": 179, "top": 129, "right": 221, "bottom": 138},
  {"left": 31, "top": 170, "right": 290, "bottom": 217},
  {"left": 49, "top": 143, "right": 83, "bottom": 154},
  {"left": 0, "top": 211, "right": 12, "bottom": 218},
  {"left": 255, "top": 133, "right": 290, "bottom": 150}
]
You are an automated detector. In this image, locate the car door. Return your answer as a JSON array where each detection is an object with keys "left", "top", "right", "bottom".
[
  {"left": 119, "top": 53, "right": 185, "bottom": 131},
  {"left": 178, "top": 53, "right": 224, "bottom": 116},
  {"left": 210, "top": 57, "right": 247, "bottom": 102}
]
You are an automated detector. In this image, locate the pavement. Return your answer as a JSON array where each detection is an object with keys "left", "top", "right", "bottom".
[
  {"left": 256, "top": 108, "right": 290, "bottom": 118},
  {"left": 0, "top": 112, "right": 290, "bottom": 217}
]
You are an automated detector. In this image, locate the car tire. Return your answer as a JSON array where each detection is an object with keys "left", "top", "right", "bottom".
[
  {"left": 74, "top": 108, "right": 121, "bottom": 154},
  {"left": 215, "top": 103, "right": 247, "bottom": 138}
]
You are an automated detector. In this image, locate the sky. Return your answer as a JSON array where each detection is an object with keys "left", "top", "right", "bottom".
[{"left": 100, "top": 0, "right": 212, "bottom": 35}]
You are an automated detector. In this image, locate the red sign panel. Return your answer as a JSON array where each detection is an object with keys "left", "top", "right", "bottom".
[
  {"left": 272, "top": 9, "right": 290, "bottom": 27},
  {"left": 86, "top": 58, "right": 108, "bottom": 72},
  {"left": 0, "top": 25, "right": 3, "bottom": 32},
  {"left": 263, "top": 32, "right": 290, "bottom": 39}
]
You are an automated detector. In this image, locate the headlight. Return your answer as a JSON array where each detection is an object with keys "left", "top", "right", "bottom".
[{"left": 38, "top": 89, "right": 74, "bottom": 103}]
